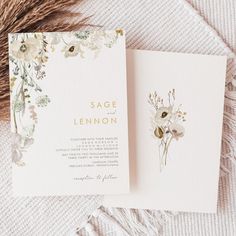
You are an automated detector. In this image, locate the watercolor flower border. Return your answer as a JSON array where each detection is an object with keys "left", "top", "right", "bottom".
[
  {"left": 148, "top": 89, "right": 186, "bottom": 171},
  {"left": 9, "top": 30, "right": 124, "bottom": 166}
]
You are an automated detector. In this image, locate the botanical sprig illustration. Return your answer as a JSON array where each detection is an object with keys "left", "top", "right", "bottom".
[
  {"left": 148, "top": 89, "right": 186, "bottom": 171},
  {"left": 9, "top": 33, "right": 50, "bottom": 166},
  {"left": 9, "top": 30, "right": 123, "bottom": 166}
]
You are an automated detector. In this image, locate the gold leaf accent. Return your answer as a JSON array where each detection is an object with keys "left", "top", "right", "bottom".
[
  {"left": 154, "top": 127, "right": 164, "bottom": 139},
  {"left": 116, "top": 29, "right": 123, "bottom": 36}
]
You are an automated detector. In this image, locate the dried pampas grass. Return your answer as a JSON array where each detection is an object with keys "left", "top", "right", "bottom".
[{"left": 0, "top": 0, "right": 90, "bottom": 120}]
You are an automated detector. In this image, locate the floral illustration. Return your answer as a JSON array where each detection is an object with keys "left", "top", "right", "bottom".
[
  {"left": 9, "top": 30, "right": 123, "bottom": 166},
  {"left": 148, "top": 89, "right": 186, "bottom": 171}
]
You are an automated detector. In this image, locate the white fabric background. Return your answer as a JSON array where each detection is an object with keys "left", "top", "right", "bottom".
[{"left": 0, "top": 0, "right": 235, "bottom": 235}]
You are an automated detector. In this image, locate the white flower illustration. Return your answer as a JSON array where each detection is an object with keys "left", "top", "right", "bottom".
[
  {"left": 62, "top": 41, "right": 82, "bottom": 57},
  {"left": 11, "top": 37, "right": 41, "bottom": 61},
  {"left": 155, "top": 106, "right": 172, "bottom": 126},
  {"left": 12, "top": 133, "right": 34, "bottom": 166},
  {"left": 169, "top": 123, "right": 185, "bottom": 140}
]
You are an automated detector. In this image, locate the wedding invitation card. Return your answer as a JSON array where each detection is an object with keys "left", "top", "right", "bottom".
[
  {"left": 9, "top": 31, "right": 129, "bottom": 196},
  {"left": 103, "top": 49, "right": 227, "bottom": 213}
]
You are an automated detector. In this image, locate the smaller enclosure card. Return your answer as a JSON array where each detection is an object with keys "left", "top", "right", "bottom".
[
  {"left": 9, "top": 30, "right": 129, "bottom": 196},
  {"left": 103, "top": 49, "right": 226, "bottom": 213}
]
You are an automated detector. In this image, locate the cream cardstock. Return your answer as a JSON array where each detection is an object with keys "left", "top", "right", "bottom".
[
  {"left": 9, "top": 31, "right": 129, "bottom": 196},
  {"left": 103, "top": 49, "right": 226, "bottom": 213}
]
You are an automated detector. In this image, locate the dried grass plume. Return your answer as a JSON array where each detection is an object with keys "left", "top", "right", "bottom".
[{"left": 0, "top": 0, "right": 89, "bottom": 120}]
